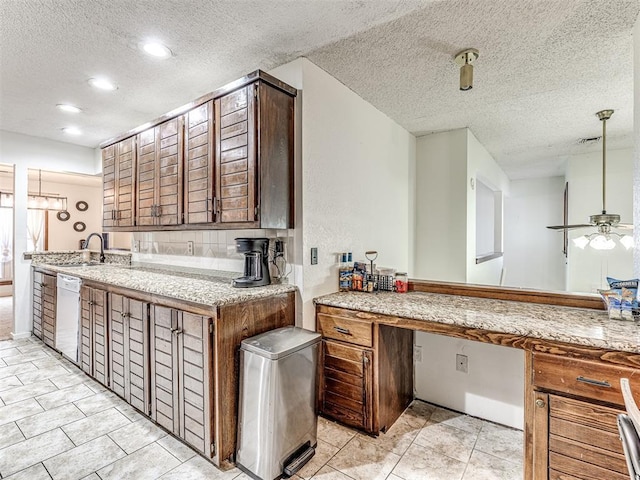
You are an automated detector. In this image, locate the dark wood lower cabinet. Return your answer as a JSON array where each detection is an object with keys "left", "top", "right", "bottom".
[
  {"left": 79, "top": 286, "right": 109, "bottom": 386},
  {"left": 150, "top": 305, "right": 214, "bottom": 457},
  {"left": 108, "top": 293, "right": 150, "bottom": 414},
  {"left": 32, "top": 271, "right": 56, "bottom": 346}
]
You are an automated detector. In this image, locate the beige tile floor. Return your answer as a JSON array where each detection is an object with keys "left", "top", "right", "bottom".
[{"left": 0, "top": 336, "right": 523, "bottom": 480}]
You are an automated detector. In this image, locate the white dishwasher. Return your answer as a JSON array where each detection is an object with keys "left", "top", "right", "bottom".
[{"left": 56, "top": 274, "right": 82, "bottom": 363}]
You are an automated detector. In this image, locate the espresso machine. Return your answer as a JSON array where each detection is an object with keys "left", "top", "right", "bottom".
[{"left": 233, "top": 238, "right": 271, "bottom": 288}]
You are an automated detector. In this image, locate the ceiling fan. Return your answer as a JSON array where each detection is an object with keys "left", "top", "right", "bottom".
[{"left": 547, "top": 109, "right": 633, "bottom": 249}]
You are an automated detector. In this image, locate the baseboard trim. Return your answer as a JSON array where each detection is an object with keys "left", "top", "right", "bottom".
[{"left": 11, "top": 332, "right": 32, "bottom": 340}]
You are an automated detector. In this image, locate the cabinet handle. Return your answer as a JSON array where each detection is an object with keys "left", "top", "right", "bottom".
[
  {"left": 535, "top": 399, "right": 546, "bottom": 408},
  {"left": 363, "top": 355, "right": 370, "bottom": 365},
  {"left": 334, "top": 326, "right": 351, "bottom": 335},
  {"left": 576, "top": 376, "right": 611, "bottom": 388},
  {"left": 155, "top": 205, "right": 161, "bottom": 217},
  {"left": 171, "top": 328, "right": 183, "bottom": 335}
]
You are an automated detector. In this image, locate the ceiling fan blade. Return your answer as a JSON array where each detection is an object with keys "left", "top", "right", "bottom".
[
  {"left": 546, "top": 224, "right": 594, "bottom": 230},
  {"left": 614, "top": 223, "right": 634, "bottom": 230}
]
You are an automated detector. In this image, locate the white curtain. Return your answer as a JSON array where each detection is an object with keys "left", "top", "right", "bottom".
[
  {"left": 27, "top": 209, "right": 45, "bottom": 252},
  {"left": 0, "top": 208, "right": 12, "bottom": 280}
]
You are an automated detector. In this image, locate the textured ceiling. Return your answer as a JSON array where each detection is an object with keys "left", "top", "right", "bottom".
[{"left": 0, "top": 0, "right": 638, "bottom": 179}]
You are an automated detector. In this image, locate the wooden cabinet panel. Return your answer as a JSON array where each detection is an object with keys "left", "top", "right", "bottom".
[
  {"left": 150, "top": 305, "right": 213, "bottom": 456},
  {"left": 109, "top": 293, "right": 149, "bottom": 413},
  {"left": 32, "top": 271, "right": 44, "bottom": 339},
  {"left": 184, "top": 101, "right": 215, "bottom": 224},
  {"left": 136, "top": 118, "right": 183, "bottom": 226},
  {"left": 317, "top": 313, "right": 373, "bottom": 347},
  {"left": 103, "top": 137, "right": 136, "bottom": 228},
  {"left": 533, "top": 352, "right": 640, "bottom": 407},
  {"left": 80, "top": 286, "right": 109, "bottom": 386},
  {"left": 41, "top": 273, "right": 56, "bottom": 349}
]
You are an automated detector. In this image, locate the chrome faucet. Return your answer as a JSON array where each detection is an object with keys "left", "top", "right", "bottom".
[{"left": 84, "top": 233, "right": 105, "bottom": 263}]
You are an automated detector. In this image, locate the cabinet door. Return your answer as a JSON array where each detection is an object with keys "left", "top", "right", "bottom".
[
  {"left": 102, "top": 144, "right": 116, "bottom": 228},
  {"left": 320, "top": 340, "right": 373, "bottom": 432},
  {"left": 215, "top": 84, "right": 258, "bottom": 225},
  {"left": 136, "top": 128, "right": 157, "bottom": 226},
  {"left": 184, "top": 101, "right": 215, "bottom": 224},
  {"left": 32, "top": 271, "right": 44, "bottom": 339},
  {"left": 41, "top": 273, "right": 56, "bottom": 349},
  {"left": 79, "top": 286, "right": 93, "bottom": 375},
  {"left": 115, "top": 137, "right": 136, "bottom": 227},
  {"left": 92, "top": 288, "right": 109, "bottom": 386},
  {"left": 109, "top": 294, "right": 149, "bottom": 413},
  {"left": 150, "top": 306, "right": 213, "bottom": 456}
]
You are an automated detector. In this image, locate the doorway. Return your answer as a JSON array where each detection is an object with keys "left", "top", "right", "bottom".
[{"left": 0, "top": 164, "right": 14, "bottom": 340}]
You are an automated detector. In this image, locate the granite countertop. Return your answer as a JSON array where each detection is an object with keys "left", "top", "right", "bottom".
[
  {"left": 37, "top": 262, "right": 297, "bottom": 308},
  {"left": 314, "top": 291, "right": 640, "bottom": 354}
]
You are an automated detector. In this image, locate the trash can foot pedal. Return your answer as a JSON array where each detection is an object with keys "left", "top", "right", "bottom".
[{"left": 283, "top": 444, "right": 315, "bottom": 477}]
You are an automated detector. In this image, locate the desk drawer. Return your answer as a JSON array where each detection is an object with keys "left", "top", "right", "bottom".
[
  {"left": 317, "top": 313, "right": 372, "bottom": 347},
  {"left": 533, "top": 352, "right": 640, "bottom": 407}
]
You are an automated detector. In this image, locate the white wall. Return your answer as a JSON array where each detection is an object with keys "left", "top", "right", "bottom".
[
  {"left": 0, "top": 130, "right": 97, "bottom": 338},
  {"left": 414, "top": 129, "right": 468, "bottom": 282},
  {"left": 566, "top": 148, "right": 633, "bottom": 292},
  {"left": 503, "top": 177, "right": 566, "bottom": 291},
  {"left": 414, "top": 334, "right": 524, "bottom": 429},
  {"left": 633, "top": 13, "right": 640, "bottom": 277},
  {"left": 271, "top": 59, "right": 414, "bottom": 328}
]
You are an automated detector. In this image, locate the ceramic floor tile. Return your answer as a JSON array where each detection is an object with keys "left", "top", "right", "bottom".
[
  {"left": 3, "top": 462, "right": 53, "bottom": 480},
  {"left": 296, "top": 439, "right": 340, "bottom": 479},
  {"left": 357, "top": 414, "right": 421, "bottom": 456},
  {"left": 0, "top": 428, "right": 74, "bottom": 477},
  {"left": 310, "top": 465, "right": 352, "bottom": 479},
  {"left": 43, "top": 435, "right": 127, "bottom": 480},
  {"left": 73, "top": 391, "right": 120, "bottom": 416},
  {"left": 317, "top": 417, "right": 356, "bottom": 449},
  {"left": 401, "top": 400, "right": 436, "bottom": 429},
  {"left": 97, "top": 442, "right": 181, "bottom": 480},
  {"left": 3, "top": 350, "right": 51, "bottom": 365},
  {"left": 62, "top": 407, "right": 131, "bottom": 445},
  {"left": 387, "top": 475, "right": 403, "bottom": 480},
  {"left": 0, "top": 374, "right": 23, "bottom": 392},
  {"left": 328, "top": 437, "right": 400, "bottom": 480},
  {"left": 35, "top": 383, "right": 94, "bottom": 410},
  {"left": 0, "top": 358, "right": 6, "bottom": 366},
  {"left": 0, "top": 421, "right": 25, "bottom": 449},
  {"left": 392, "top": 442, "right": 467, "bottom": 480},
  {"left": 474, "top": 421, "right": 524, "bottom": 463},
  {"left": 0, "top": 347, "right": 20, "bottom": 358},
  {"left": 156, "top": 434, "right": 198, "bottom": 463},
  {"left": 17, "top": 365, "right": 70, "bottom": 385},
  {"left": 49, "top": 371, "right": 91, "bottom": 389},
  {"left": 84, "top": 381, "right": 110, "bottom": 394},
  {"left": 0, "top": 379, "right": 57, "bottom": 404},
  {"left": 115, "top": 402, "right": 146, "bottom": 422},
  {"left": 461, "top": 450, "right": 523, "bottom": 480},
  {"left": 0, "top": 398, "right": 44, "bottom": 425},
  {"left": 413, "top": 421, "right": 479, "bottom": 463},
  {"left": 108, "top": 417, "right": 167, "bottom": 454},
  {"left": 79, "top": 475, "right": 100, "bottom": 480},
  {"left": 17, "top": 342, "right": 49, "bottom": 354},
  {"left": 159, "top": 455, "right": 240, "bottom": 479},
  {"left": 31, "top": 357, "right": 70, "bottom": 369},
  {"left": 429, "top": 407, "right": 484, "bottom": 434},
  {"left": 0, "top": 362, "right": 37, "bottom": 379},
  {"left": 17, "top": 403, "right": 86, "bottom": 438}
]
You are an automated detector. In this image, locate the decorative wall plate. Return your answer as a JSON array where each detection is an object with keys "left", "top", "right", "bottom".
[
  {"left": 56, "top": 210, "right": 70, "bottom": 221},
  {"left": 73, "top": 221, "right": 86, "bottom": 232},
  {"left": 76, "top": 201, "right": 88, "bottom": 211}
]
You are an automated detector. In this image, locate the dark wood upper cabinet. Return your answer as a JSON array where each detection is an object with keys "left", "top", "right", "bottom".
[
  {"left": 101, "top": 70, "right": 296, "bottom": 231},
  {"left": 215, "top": 80, "right": 294, "bottom": 229},
  {"left": 136, "top": 117, "right": 183, "bottom": 226},
  {"left": 184, "top": 101, "right": 215, "bottom": 224},
  {"left": 103, "top": 137, "right": 136, "bottom": 228}
]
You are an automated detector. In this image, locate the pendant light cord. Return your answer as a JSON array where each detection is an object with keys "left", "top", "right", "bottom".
[{"left": 602, "top": 117, "right": 606, "bottom": 214}]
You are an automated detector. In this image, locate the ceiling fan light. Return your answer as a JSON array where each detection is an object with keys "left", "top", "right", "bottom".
[
  {"left": 572, "top": 236, "right": 589, "bottom": 249},
  {"left": 589, "top": 234, "right": 615, "bottom": 250},
  {"left": 620, "top": 235, "right": 634, "bottom": 250}
]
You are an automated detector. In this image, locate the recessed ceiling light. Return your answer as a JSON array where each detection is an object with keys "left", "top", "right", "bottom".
[
  {"left": 88, "top": 77, "right": 117, "bottom": 91},
  {"left": 141, "top": 42, "right": 172, "bottom": 58},
  {"left": 62, "top": 127, "right": 82, "bottom": 135},
  {"left": 56, "top": 104, "right": 81, "bottom": 113}
]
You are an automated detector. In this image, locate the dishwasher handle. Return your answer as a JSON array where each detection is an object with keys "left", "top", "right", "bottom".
[{"left": 57, "top": 274, "right": 82, "bottom": 293}]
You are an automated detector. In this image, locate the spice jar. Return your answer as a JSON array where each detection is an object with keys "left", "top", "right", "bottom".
[{"left": 395, "top": 272, "right": 408, "bottom": 293}]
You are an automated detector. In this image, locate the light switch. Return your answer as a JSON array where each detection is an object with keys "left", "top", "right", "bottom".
[{"left": 311, "top": 247, "right": 318, "bottom": 265}]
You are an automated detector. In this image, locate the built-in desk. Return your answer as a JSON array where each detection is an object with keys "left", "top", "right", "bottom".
[{"left": 314, "top": 288, "right": 640, "bottom": 480}]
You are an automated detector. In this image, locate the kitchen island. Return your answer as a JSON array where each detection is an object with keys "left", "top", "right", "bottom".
[
  {"left": 32, "top": 258, "right": 296, "bottom": 468},
  {"left": 314, "top": 289, "right": 640, "bottom": 480}
]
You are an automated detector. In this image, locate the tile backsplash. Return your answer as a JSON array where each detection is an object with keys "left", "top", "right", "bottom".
[{"left": 131, "top": 229, "right": 293, "bottom": 281}]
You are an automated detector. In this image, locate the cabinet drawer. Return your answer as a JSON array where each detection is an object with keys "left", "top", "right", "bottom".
[
  {"left": 318, "top": 313, "right": 372, "bottom": 347},
  {"left": 533, "top": 352, "right": 640, "bottom": 406}
]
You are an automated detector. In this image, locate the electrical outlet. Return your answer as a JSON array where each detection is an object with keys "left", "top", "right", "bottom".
[
  {"left": 311, "top": 247, "right": 318, "bottom": 265},
  {"left": 132, "top": 240, "right": 140, "bottom": 253},
  {"left": 413, "top": 345, "right": 422, "bottom": 363},
  {"left": 187, "top": 241, "right": 194, "bottom": 256},
  {"left": 456, "top": 354, "right": 468, "bottom": 373}
]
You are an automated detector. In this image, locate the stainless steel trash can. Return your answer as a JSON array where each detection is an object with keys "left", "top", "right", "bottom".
[{"left": 236, "top": 326, "right": 321, "bottom": 480}]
